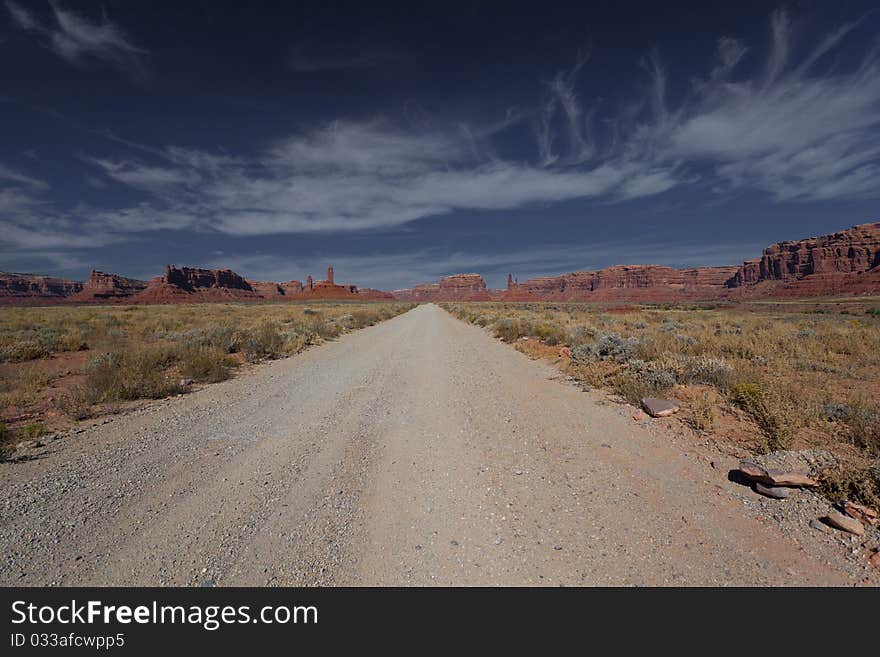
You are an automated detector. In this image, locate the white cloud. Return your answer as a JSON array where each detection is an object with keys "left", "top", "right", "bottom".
[
  {"left": 0, "top": 164, "right": 49, "bottom": 190},
  {"left": 659, "top": 10, "right": 880, "bottom": 200},
  {"left": 5, "top": 1, "right": 147, "bottom": 76},
  {"left": 3, "top": 7, "right": 880, "bottom": 256},
  {"left": 77, "top": 121, "right": 681, "bottom": 238}
]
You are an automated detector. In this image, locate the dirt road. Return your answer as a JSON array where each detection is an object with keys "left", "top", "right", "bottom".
[{"left": 0, "top": 304, "right": 854, "bottom": 585}]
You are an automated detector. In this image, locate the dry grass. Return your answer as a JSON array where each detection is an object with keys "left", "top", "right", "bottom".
[
  {"left": 0, "top": 301, "right": 413, "bottom": 455},
  {"left": 444, "top": 301, "right": 880, "bottom": 507}
]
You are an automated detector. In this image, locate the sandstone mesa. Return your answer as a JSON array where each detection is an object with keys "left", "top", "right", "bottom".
[
  {"left": 392, "top": 221, "right": 880, "bottom": 302},
  {"left": 1, "top": 221, "right": 877, "bottom": 305}
]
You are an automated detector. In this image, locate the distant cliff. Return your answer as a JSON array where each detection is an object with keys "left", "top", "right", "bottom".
[
  {"left": 727, "top": 222, "right": 880, "bottom": 296},
  {"left": 0, "top": 272, "right": 83, "bottom": 304},
  {"left": 391, "top": 222, "right": 879, "bottom": 302},
  {"left": 393, "top": 274, "right": 491, "bottom": 301}
]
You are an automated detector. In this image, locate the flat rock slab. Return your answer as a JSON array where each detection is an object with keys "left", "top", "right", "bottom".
[
  {"left": 738, "top": 459, "right": 818, "bottom": 488},
  {"left": 641, "top": 397, "right": 679, "bottom": 418},
  {"left": 843, "top": 500, "right": 878, "bottom": 526},
  {"left": 754, "top": 482, "right": 793, "bottom": 499},
  {"left": 822, "top": 511, "right": 865, "bottom": 535}
]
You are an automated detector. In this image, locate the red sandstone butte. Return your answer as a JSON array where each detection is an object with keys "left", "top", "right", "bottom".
[
  {"left": 69, "top": 270, "right": 148, "bottom": 302},
  {"left": 501, "top": 266, "right": 727, "bottom": 302},
  {"left": 394, "top": 273, "right": 491, "bottom": 301},
  {"left": 2, "top": 222, "right": 877, "bottom": 305},
  {"left": 0, "top": 272, "right": 83, "bottom": 305},
  {"left": 728, "top": 221, "right": 880, "bottom": 297},
  {"left": 498, "top": 265, "right": 741, "bottom": 302},
  {"left": 130, "top": 264, "right": 392, "bottom": 304},
  {"left": 391, "top": 222, "right": 879, "bottom": 302}
]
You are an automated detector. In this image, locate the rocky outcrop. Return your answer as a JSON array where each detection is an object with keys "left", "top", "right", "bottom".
[
  {"left": 248, "top": 281, "right": 285, "bottom": 297},
  {"left": 394, "top": 274, "right": 491, "bottom": 301},
  {"left": 70, "top": 270, "right": 148, "bottom": 302},
  {"left": 356, "top": 288, "right": 394, "bottom": 300},
  {"left": 498, "top": 265, "right": 739, "bottom": 302},
  {"left": 134, "top": 266, "right": 262, "bottom": 303},
  {"left": 728, "top": 222, "right": 880, "bottom": 296},
  {"left": 392, "top": 283, "right": 440, "bottom": 301},
  {"left": 162, "top": 266, "right": 254, "bottom": 292},
  {"left": 0, "top": 272, "right": 83, "bottom": 304},
  {"left": 129, "top": 264, "right": 391, "bottom": 303}
]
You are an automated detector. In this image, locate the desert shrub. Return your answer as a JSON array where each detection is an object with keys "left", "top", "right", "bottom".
[
  {"left": 205, "top": 326, "right": 238, "bottom": 353},
  {"left": 0, "top": 422, "right": 15, "bottom": 459},
  {"left": 819, "top": 465, "right": 880, "bottom": 509},
  {"left": 85, "top": 348, "right": 184, "bottom": 401},
  {"left": 0, "top": 340, "right": 51, "bottom": 363},
  {"left": 569, "top": 343, "right": 594, "bottom": 362},
  {"left": 690, "top": 392, "right": 715, "bottom": 433},
  {"left": 179, "top": 347, "right": 231, "bottom": 383},
  {"left": 230, "top": 322, "right": 287, "bottom": 362},
  {"left": 729, "top": 382, "right": 799, "bottom": 451},
  {"left": 590, "top": 333, "right": 640, "bottom": 362},
  {"left": 19, "top": 423, "right": 44, "bottom": 440},
  {"left": 612, "top": 370, "right": 672, "bottom": 405},
  {"left": 609, "top": 360, "right": 675, "bottom": 405},
  {"left": 348, "top": 310, "right": 377, "bottom": 328},
  {"left": 826, "top": 399, "right": 880, "bottom": 455},
  {"left": 566, "top": 326, "right": 596, "bottom": 346},
  {"left": 494, "top": 319, "right": 534, "bottom": 343},
  {"left": 679, "top": 355, "right": 734, "bottom": 389},
  {"left": 533, "top": 323, "right": 567, "bottom": 346},
  {"left": 297, "top": 315, "right": 342, "bottom": 341},
  {"left": 57, "top": 386, "right": 96, "bottom": 420}
]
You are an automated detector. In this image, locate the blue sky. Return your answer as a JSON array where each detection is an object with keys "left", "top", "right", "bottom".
[{"left": 1, "top": 1, "right": 879, "bottom": 289}]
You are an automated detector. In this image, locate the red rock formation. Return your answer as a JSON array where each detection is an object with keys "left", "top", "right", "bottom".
[
  {"left": 729, "top": 222, "right": 880, "bottom": 296},
  {"left": 0, "top": 264, "right": 391, "bottom": 306},
  {"left": 497, "top": 265, "right": 739, "bottom": 302},
  {"left": 70, "top": 270, "right": 148, "bottom": 302},
  {"left": 392, "top": 283, "right": 440, "bottom": 301},
  {"left": 247, "top": 281, "right": 285, "bottom": 297},
  {"left": 0, "top": 272, "right": 83, "bottom": 304},
  {"left": 161, "top": 265, "right": 253, "bottom": 292},
  {"left": 394, "top": 274, "right": 491, "bottom": 301},
  {"left": 355, "top": 288, "right": 394, "bottom": 300},
  {"left": 134, "top": 266, "right": 261, "bottom": 303}
]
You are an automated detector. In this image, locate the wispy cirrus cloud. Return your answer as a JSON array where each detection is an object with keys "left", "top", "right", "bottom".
[
  {"left": 653, "top": 11, "right": 880, "bottom": 200},
  {"left": 74, "top": 119, "right": 680, "bottom": 238},
  {"left": 5, "top": 0, "right": 148, "bottom": 76},
  {"left": 0, "top": 164, "right": 49, "bottom": 190},
  {"left": 2, "top": 8, "right": 879, "bottom": 261}
]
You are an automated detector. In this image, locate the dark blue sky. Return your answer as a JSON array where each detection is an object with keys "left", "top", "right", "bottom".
[{"left": 1, "top": 1, "right": 878, "bottom": 289}]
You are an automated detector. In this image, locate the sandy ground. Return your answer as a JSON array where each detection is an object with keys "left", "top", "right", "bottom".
[{"left": 0, "top": 304, "right": 858, "bottom": 586}]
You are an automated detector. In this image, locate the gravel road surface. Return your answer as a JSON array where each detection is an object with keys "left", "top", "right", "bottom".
[{"left": 0, "top": 304, "right": 853, "bottom": 585}]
